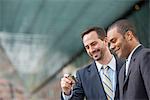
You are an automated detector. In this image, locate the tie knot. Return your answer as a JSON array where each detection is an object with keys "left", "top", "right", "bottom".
[{"left": 103, "top": 65, "right": 109, "bottom": 70}]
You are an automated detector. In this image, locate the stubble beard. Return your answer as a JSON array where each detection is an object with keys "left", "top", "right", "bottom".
[{"left": 94, "top": 51, "right": 103, "bottom": 61}]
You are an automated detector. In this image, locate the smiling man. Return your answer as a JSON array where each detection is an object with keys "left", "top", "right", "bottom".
[{"left": 107, "top": 19, "right": 150, "bottom": 100}]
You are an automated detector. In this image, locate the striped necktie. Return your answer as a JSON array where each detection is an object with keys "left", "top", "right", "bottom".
[{"left": 102, "top": 65, "right": 113, "bottom": 100}]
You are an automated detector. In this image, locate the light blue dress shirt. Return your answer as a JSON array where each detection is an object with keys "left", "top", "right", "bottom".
[{"left": 95, "top": 55, "right": 116, "bottom": 99}]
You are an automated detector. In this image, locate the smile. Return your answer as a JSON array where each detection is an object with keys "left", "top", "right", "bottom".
[{"left": 114, "top": 48, "right": 120, "bottom": 54}]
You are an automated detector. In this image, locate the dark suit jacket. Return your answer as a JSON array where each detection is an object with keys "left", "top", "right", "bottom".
[
  {"left": 119, "top": 45, "right": 150, "bottom": 100},
  {"left": 61, "top": 57, "right": 124, "bottom": 100}
]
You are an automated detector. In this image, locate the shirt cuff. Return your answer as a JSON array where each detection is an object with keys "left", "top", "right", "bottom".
[{"left": 62, "top": 91, "right": 73, "bottom": 100}]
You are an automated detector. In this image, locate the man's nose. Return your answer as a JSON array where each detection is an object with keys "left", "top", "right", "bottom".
[
  {"left": 109, "top": 43, "right": 115, "bottom": 51},
  {"left": 91, "top": 47, "right": 97, "bottom": 53},
  {"left": 89, "top": 46, "right": 95, "bottom": 52}
]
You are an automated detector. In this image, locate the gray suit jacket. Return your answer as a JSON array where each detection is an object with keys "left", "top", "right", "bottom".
[
  {"left": 119, "top": 45, "right": 150, "bottom": 100},
  {"left": 61, "top": 56, "right": 124, "bottom": 100}
]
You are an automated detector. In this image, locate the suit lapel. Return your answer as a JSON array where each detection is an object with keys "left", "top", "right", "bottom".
[
  {"left": 124, "top": 62, "right": 131, "bottom": 85},
  {"left": 123, "top": 45, "right": 144, "bottom": 87},
  {"left": 88, "top": 62, "right": 106, "bottom": 99},
  {"left": 88, "top": 58, "right": 124, "bottom": 99},
  {"left": 114, "top": 57, "right": 124, "bottom": 99},
  {"left": 115, "top": 57, "right": 123, "bottom": 77}
]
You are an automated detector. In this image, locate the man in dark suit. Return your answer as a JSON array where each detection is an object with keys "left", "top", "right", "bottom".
[
  {"left": 107, "top": 19, "right": 150, "bottom": 100},
  {"left": 60, "top": 27, "right": 124, "bottom": 100}
]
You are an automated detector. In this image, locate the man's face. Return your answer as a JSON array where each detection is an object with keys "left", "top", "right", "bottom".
[
  {"left": 82, "top": 31, "right": 105, "bottom": 61},
  {"left": 107, "top": 27, "right": 130, "bottom": 59}
]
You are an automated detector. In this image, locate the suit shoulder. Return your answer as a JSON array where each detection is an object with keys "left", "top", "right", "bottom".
[
  {"left": 142, "top": 48, "right": 150, "bottom": 53},
  {"left": 134, "top": 48, "right": 150, "bottom": 69},
  {"left": 138, "top": 48, "right": 150, "bottom": 58},
  {"left": 77, "top": 62, "right": 93, "bottom": 74}
]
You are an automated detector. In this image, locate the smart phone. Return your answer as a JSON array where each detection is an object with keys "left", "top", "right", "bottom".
[{"left": 68, "top": 74, "right": 77, "bottom": 83}]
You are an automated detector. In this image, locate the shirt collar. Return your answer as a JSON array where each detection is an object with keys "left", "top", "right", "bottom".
[
  {"left": 95, "top": 55, "right": 116, "bottom": 72},
  {"left": 126, "top": 44, "right": 141, "bottom": 62}
]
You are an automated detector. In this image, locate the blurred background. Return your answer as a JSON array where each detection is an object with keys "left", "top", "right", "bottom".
[{"left": 0, "top": 0, "right": 149, "bottom": 99}]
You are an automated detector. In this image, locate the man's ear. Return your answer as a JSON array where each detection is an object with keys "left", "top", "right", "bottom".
[
  {"left": 103, "top": 37, "right": 109, "bottom": 47},
  {"left": 104, "top": 37, "right": 108, "bottom": 43},
  {"left": 124, "top": 30, "right": 133, "bottom": 41}
]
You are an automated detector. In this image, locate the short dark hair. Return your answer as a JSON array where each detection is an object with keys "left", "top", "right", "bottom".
[
  {"left": 81, "top": 26, "right": 106, "bottom": 40},
  {"left": 107, "top": 19, "right": 137, "bottom": 37}
]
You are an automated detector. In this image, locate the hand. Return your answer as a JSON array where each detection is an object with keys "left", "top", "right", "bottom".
[{"left": 61, "top": 74, "right": 76, "bottom": 95}]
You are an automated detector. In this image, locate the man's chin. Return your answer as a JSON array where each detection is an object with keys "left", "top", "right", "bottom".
[
  {"left": 93, "top": 57, "right": 101, "bottom": 61},
  {"left": 117, "top": 53, "right": 125, "bottom": 59},
  {"left": 116, "top": 53, "right": 120, "bottom": 58}
]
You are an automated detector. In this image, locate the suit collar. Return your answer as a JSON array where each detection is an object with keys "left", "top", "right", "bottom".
[
  {"left": 114, "top": 56, "right": 124, "bottom": 99},
  {"left": 124, "top": 45, "right": 144, "bottom": 85},
  {"left": 130, "top": 45, "right": 144, "bottom": 59},
  {"left": 88, "top": 57, "right": 123, "bottom": 100},
  {"left": 88, "top": 61, "right": 97, "bottom": 72},
  {"left": 126, "top": 44, "right": 142, "bottom": 64},
  {"left": 115, "top": 56, "right": 124, "bottom": 74},
  {"left": 88, "top": 61, "right": 107, "bottom": 99}
]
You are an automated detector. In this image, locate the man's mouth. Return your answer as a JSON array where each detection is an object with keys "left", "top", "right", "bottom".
[
  {"left": 92, "top": 50, "right": 99, "bottom": 55},
  {"left": 114, "top": 48, "right": 120, "bottom": 54}
]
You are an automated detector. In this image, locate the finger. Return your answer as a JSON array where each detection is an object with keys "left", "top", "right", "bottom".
[
  {"left": 67, "top": 77, "right": 75, "bottom": 84},
  {"left": 63, "top": 74, "right": 76, "bottom": 84},
  {"left": 62, "top": 77, "right": 72, "bottom": 84},
  {"left": 61, "top": 78, "right": 72, "bottom": 89},
  {"left": 64, "top": 73, "right": 70, "bottom": 78}
]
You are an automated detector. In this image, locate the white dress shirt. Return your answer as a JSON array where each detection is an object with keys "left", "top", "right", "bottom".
[{"left": 125, "top": 44, "right": 141, "bottom": 76}]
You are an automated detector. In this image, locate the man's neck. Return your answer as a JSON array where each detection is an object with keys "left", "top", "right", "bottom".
[
  {"left": 126, "top": 41, "right": 140, "bottom": 59},
  {"left": 98, "top": 51, "right": 112, "bottom": 65}
]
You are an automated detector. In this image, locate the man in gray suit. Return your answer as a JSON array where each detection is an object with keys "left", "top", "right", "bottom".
[
  {"left": 61, "top": 27, "right": 124, "bottom": 100},
  {"left": 107, "top": 19, "right": 150, "bottom": 100}
]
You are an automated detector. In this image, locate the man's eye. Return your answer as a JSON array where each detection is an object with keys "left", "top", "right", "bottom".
[
  {"left": 85, "top": 46, "right": 89, "bottom": 49},
  {"left": 111, "top": 39, "right": 116, "bottom": 43},
  {"left": 91, "top": 42, "right": 96, "bottom": 46}
]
